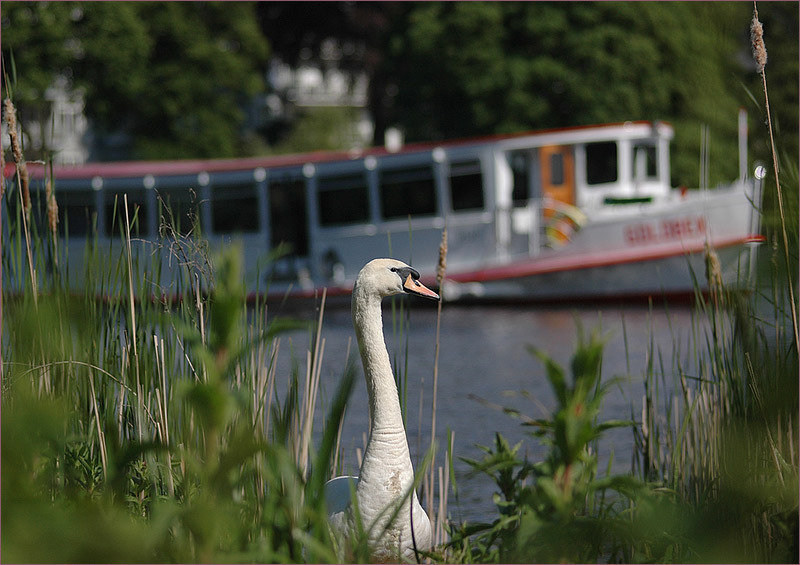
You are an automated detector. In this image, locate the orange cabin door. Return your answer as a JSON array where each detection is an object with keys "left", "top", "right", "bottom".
[{"left": 539, "top": 145, "right": 575, "bottom": 211}]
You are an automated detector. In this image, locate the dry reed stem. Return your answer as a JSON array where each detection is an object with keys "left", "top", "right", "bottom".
[
  {"left": 751, "top": 2, "right": 799, "bottom": 349},
  {"left": 251, "top": 344, "right": 268, "bottom": 430},
  {"left": 298, "top": 288, "right": 327, "bottom": 481},
  {"left": 436, "top": 466, "right": 445, "bottom": 544},
  {"left": 155, "top": 335, "right": 175, "bottom": 497},
  {"left": 426, "top": 227, "right": 448, "bottom": 535},
  {"left": 123, "top": 195, "right": 145, "bottom": 443},
  {"left": 117, "top": 386, "right": 127, "bottom": 443},
  {"left": 334, "top": 336, "right": 354, "bottom": 476},
  {"left": 1, "top": 134, "right": 5, "bottom": 196},
  {"left": 88, "top": 373, "right": 108, "bottom": 479},
  {"left": 440, "top": 432, "right": 452, "bottom": 545},
  {"left": 1, "top": 132, "right": 4, "bottom": 381},
  {"left": 263, "top": 339, "right": 280, "bottom": 439}
]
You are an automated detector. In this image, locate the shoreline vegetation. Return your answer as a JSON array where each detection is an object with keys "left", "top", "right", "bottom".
[{"left": 2, "top": 7, "right": 797, "bottom": 564}]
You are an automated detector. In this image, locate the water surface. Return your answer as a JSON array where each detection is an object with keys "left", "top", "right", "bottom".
[{"left": 273, "top": 300, "right": 699, "bottom": 524}]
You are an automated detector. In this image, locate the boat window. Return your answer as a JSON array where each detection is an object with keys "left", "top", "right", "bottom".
[
  {"left": 633, "top": 142, "right": 658, "bottom": 179},
  {"left": 58, "top": 190, "right": 96, "bottom": 236},
  {"left": 449, "top": 160, "right": 484, "bottom": 211},
  {"left": 379, "top": 165, "right": 436, "bottom": 219},
  {"left": 157, "top": 187, "right": 199, "bottom": 235},
  {"left": 550, "top": 153, "right": 564, "bottom": 186},
  {"left": 269, "top": 177, "right": 308, "bottom": 256},
  {"left": 317, "top": 173, "right": 370, "bottom": 226},
  {"left": 105, "top": 190, "right": 148, "bottom": 237},
  {"left": 585, "top": 142, "right": 618, "bottom": 185},
  {"left": 211, "top": 182, "right": 259, "bottom": 234},
  {"left": 510, "top": 151, "right": 530, "bottom": 206}
]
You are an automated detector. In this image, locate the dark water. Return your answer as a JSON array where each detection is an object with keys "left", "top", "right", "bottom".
[{"left": 273, "top": 300, "right": 698, "bottom": 524}]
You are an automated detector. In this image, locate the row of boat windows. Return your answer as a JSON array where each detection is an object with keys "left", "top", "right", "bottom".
[
  {"left": 15, "top": 141, "right": 651, "bottom": 240},
  {"left": 19, "top": 159, "right": 484, "bottom": 239}
]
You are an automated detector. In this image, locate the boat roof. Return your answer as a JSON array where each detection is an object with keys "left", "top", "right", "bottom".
[{"left": 7, "top": 120, "right": 672, "bottom": 181}]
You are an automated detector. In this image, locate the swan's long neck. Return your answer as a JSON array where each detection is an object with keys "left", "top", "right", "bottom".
[
  {"left": 352, "top": 285, "right": 406, "bottom": 436},
  {"left": 348, "top": 276, "right": 430, "bottom": 561}
]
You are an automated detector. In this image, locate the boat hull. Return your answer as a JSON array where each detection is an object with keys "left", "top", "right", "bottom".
[
  {"left": 438, "top": 183, "right": 763, "bottom": 302},
  {"left": 249, "top": 180, "right": 764, "bottom": 304},
  {"left": 441, "top": 239, "right": 760, "bottom": 303}
]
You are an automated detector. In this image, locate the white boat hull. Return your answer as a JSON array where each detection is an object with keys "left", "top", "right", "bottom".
[{"left": 442, "top": 241, "right": 758, "bottom": 302}]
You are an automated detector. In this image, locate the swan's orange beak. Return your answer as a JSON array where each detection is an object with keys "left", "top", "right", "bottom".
[{"left": 403, "top": 274, "right": 440, "bottom": 301}]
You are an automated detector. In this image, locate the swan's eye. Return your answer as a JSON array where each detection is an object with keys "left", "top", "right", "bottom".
[{"left": 390, "top": 266, "right": 420, "bottom": 280}]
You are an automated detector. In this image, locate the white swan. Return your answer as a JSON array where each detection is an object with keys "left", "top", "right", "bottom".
[{"left": 325, "top": 258, "right": 439, "bottom": 562}]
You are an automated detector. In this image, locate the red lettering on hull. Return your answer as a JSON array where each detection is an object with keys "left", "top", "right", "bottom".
[{"left": 625, "top": 216, "right": 706, "bottom": 246}]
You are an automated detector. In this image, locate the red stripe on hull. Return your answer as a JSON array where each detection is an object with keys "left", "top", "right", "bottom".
[{"left": 446, "top": 235, "right": 763, "bottom": 284}]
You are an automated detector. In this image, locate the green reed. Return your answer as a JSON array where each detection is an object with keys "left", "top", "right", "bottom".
[
  {"left": 1, "top": 142, "right": 452, "bottom": 562},
  {"left": 0, "top": 169, "right": 352, "bottom": 562},
  {"left": 626, "top": 7, "right": 799, "bottom": 561},
  {"left": 632, "top": 245, "right": 798, "bottom": 562}
]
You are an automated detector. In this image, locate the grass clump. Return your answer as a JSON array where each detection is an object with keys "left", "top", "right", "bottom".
[{"left": 0, "top": 239, "right": 351, "bottom": 563}]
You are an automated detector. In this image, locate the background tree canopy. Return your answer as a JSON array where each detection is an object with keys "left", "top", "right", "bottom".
[
  {"left": 2, "top": 1, "right": 269, "bottom": 160},
  {"left": 2, "top": 1, "right": 797, "bottom": 188},
  {"left": 374, "top": 1, "right": 797, "bottom": 187}
]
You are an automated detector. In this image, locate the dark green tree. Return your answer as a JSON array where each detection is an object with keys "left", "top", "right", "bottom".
[
  {"left": 374, "top": 1, "right": 795, "bottom": 188},
  {"left": 2, "top": 1, "right": 269, "bottom": 160}
]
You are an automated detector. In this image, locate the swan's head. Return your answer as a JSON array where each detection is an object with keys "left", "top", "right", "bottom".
[{"left": 354, "top": 258, "right": 440, "bottom": 301}]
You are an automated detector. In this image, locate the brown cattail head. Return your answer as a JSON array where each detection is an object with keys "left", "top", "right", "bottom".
[
  {"left": 751, "top": 12, "right": 768, "bottom": 74},
  {"left": 46, "top": 177, "right": 59, "bottom": 235},
  {"left": 3, "top": 99, "right": 31, "bottom": 218},
  {"left": 436, "top": 227, "right": 448, "bottom": 286},
  {"left": 705, "top": 242, "right": 724, "bottom": 306},
  {"left": 4, "top": 99, "right": 23, "bottom": 164}
]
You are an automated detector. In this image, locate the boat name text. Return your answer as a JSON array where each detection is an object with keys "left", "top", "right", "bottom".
[{"left": 624, "top": 215, "right": 707, "bottom": 246}]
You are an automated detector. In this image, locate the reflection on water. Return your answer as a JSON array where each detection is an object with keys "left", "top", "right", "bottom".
[{"left": 272, "top": 300, "right": 698, "bottom": 524}]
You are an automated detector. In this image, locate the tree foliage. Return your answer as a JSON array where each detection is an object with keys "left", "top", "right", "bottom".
[
  {"left": 2, "top": 0, "right": 796, "bottom": 186},
  {"left": 375, "top": 1, "right": 797, "bottom": 188},
  {"left": 2, "top": 1, "right": 269, "bottom": 160}
]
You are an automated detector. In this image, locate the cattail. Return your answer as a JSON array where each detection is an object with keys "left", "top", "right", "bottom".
[
  {"left": 750, "top": 11, "right": 767, "bottom": 74},
  {"left": 19, "top": 162, "right": 30, "bottom": 217},
  {"left": 436, "top": 227, "right": 447, "bottom": 286},
  {"left": 45, "top": 177, "right": 59, "bottom": 235},
  {"left": 4, "top": 99, "right": 21, "bottom": 163},
  {"left": 3, "top": 99, "right": 31, "bottom": 218},
  {"left": 1, "top": 140, "right": 5, "bottom": 198},
  {"left": 705, "top": 242, "right": 724, "bottom": 306}
]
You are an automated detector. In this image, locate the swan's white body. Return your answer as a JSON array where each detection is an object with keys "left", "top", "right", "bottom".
[{"left": 325, "top": 258, "right": 438, "bottom": 562}]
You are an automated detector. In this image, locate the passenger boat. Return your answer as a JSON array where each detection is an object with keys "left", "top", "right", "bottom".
[{"left": 4, "top": 119, "right": 764, "bottom": 303}]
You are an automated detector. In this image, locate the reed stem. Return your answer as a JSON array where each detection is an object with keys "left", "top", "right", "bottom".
[
  {"left": 752, "top": 2, "right": 799, "bottom": 350},
  {"left": 427, "top": 227, "right": 447, "bottom": 529}
]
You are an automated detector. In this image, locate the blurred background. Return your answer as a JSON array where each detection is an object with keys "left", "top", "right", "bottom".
[
  {"left": 2, "top": 1, "right": 798, "bottom": 189},
  {"left": 2, "top": 4, "right": 798, "bottom": 562}
]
